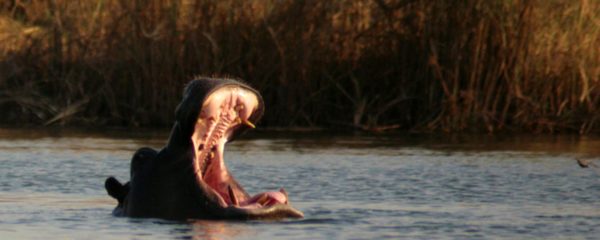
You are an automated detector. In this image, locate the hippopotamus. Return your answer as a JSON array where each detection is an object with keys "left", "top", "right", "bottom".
[{"left": 105, "top": 77, "right": 304, "bottom": 220}]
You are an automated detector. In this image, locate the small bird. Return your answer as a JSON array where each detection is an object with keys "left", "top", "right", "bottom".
[{"left": 576, "top": 158, "right": 598, "bottom": 168}]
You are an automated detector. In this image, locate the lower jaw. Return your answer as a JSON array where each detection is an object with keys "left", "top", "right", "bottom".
[
  {"left": 190, "top": 144, "right": 303, "bottom": 218},
  {"left": 197, "top": 180, "right": 289, "bottom": 209},
  {"left": 220, "top": 202, "right": 305, "bottom": 219}
]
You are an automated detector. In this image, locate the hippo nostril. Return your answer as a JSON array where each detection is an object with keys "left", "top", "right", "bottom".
[
  {"left": 198, "top": 144, "right": 204, "bottom": 151},
  {"left": 228, "top": 185, "right": 239, "bottom": 206}
]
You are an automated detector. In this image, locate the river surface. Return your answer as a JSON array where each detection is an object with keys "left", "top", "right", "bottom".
[{"left": 1, "top": 128, "right": 600, "bottom": 239}]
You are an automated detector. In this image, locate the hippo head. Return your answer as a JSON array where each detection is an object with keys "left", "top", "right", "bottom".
[{"left": 106, "top": 77, "right": 303, "bottom": 220}]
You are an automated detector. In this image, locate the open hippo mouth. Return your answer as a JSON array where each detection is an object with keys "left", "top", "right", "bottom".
[
  {"left": 105, "top": 77, "right": 303, "bottom": 220},
  {"left": 191, "top": 85, "right": 295, "bottom": 212}
]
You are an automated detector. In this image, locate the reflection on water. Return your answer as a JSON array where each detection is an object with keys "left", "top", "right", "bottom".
[
  {"left": 188, "top": 220, "right": 250, "bottom": 240},
  {"left": 1, "top": 128, "right": 600, "bottom": 239}
]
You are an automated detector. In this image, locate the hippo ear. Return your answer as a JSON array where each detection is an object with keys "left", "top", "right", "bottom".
[{"left": 105, "top": 177, "right": 128, "bottom": 204}]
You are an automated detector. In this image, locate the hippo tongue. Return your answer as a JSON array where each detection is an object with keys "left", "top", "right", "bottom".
[
  {"left": 237, "top": 189, "right": 289, "bottom": 209},
  {"left": 190, "top": 85, "right": 289, "bottom": 208}
]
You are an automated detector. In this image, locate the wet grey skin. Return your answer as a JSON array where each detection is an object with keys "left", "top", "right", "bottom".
[{"left": 105, "top": 77, "right": 304, "bottom": 220}]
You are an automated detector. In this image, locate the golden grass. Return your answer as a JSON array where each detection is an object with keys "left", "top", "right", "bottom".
[{"left": 0, "top": 0, "right": 598, "bottom": 133}]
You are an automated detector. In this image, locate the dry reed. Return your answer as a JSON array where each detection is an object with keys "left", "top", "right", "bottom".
[{"left": 0, "top": 0, "right": 598, "bottom": 133}]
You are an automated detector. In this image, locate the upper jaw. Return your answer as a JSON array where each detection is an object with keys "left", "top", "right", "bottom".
[
  {"left": 191, "top": 85, "right": 259, "bottom": 207},
  {"left": 191, "top": 85, "right": 259, "bottom": 148},
  {"left": 182, "top": 80, "right": 303, "bottom": 219}
]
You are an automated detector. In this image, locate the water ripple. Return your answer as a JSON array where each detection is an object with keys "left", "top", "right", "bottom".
[{"left": 1, "top": 131, "right": 600, "bottom": 239}]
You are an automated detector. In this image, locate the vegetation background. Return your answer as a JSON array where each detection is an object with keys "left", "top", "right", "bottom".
[{"left": 0, "top": 0, "right": 598, "bottom": 133}]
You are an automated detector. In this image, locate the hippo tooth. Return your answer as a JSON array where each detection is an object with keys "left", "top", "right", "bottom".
[
  {"left": 228, "top": 185, "right": 239, "bottom": 206},
  {"left": 242, "top": 119, "right": 255, "bottom": 129},
  {"left": 280, "top": 188, "right": 289, "bottom": 204},
  {"left": 233, "top": 117, "right": 242, "bottom": 126},
  {"left": 279, "top": 188, "right": 288, "bottom": 197},
  {"left": 256, "top": 194, "right": 268, "bottom": 206}
]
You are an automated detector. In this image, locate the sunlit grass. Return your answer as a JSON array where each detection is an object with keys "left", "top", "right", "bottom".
[{"left": 0, "top": 0, "right": 598, "bottom": 133}]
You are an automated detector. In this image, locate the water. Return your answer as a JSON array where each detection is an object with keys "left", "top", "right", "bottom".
[{"left": 1, "top": 129, "right": 600, "bottom": 239}]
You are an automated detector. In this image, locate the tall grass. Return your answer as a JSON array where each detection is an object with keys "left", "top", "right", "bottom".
[{"left": 0, "top": 0, "right": 598, "bottom": 133}]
